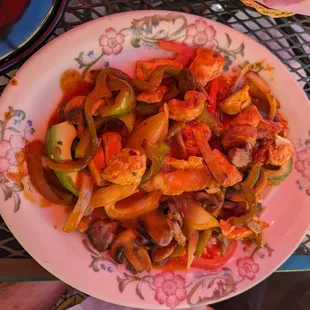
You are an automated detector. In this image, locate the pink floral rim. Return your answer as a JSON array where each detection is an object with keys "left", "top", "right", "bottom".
[
  {"left": 74, "top": 14, "right": 245, "bottom": 78},
  {"left": 83, "top": 239, "right": 274, "bottom": 309}
]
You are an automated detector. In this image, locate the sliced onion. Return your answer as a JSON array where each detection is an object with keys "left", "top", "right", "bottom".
[
  {"left": 105, "top": 190, "right": 162, "bottom": 220},
  {"left": 187, "top": 230, "right": 199, "bottom": 270},
  {"left": 90, "top": 183, "right": 138, "bottom": 208},
  {"left": 182, "top": 196, "right": 219, "bottom": 231},
  {"left": 245, "top": 71, "right": 277, "bottom": 120},
  {"left": 231, "top": 63, "right": 250, "bottom": 93},
  {"left": 63, "top": 172, "right": 93, "bottom": 232}
]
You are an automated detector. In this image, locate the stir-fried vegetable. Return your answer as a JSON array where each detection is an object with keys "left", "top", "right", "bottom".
[
  {"left": 198, "top": 106, "right": 224, "bottom": 137},
  {"left": 186, "top": 230, "right": 199, "bottom": 270},
  {"left": 88, "top": 146, "right": 106, "bottom": 186},
  {"left": 193, "top": 126, "right": 227, "bottom": 184},
  {"left": 33, "top": 47, "right": 293, "bottom": 274},
  {"left": 182, "top": 196, "right": 220, "bottom": 231},
  {"left": 26, "top": 140, "right": 75, "bottom": 205},
  {"left": 231, "top": 164, "right": 260, "bottom": 226},
  {"left": 105, "top": 190, "right": 162, "bottom": 220},
  {"left": 158, "top": 40, "right": 196, "bottom": 67},
  {"left": 118, "top": 112, "right": 135, "bottom": 134},
  {"left": 132, "top": 65, "right": 182, "bottom": 91},
  {"left": 141, "top": 143, "right": 170, "bottom": 184},
  {"left": 195, "top": 230, "right": 212, "bottom": 258},
  {"left": 245, "top": 71, "right": 277, "bottom": 120},
  {"left": 186, "top": 240, "right": 237, "bottom": 270},
  {"left": 167, "top": 122, "right": 186, "bottom": 140},
  {"left": 110, "top": 229, "right": 152, "bottom": 273},
  {"left": 63, "top": 171, "right": 94, "bottom": 232},
  {"left": 89, "top": 183, "right": 138, "bottom": 207},
  {"left": 127, "top": 104, "right": 169, "bottom": 151},
  {"left": 99, "top": 77, "right": 136, "bottom": 118},
  {"left": 207, "top": 77, "right": 219, "bottom": 114}
]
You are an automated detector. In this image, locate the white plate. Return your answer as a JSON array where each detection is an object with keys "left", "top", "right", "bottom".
[{"left": 0, "top": 10, "right": 310, "bottom": 309}]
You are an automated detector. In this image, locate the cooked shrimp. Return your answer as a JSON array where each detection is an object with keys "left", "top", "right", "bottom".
[
  {"left": 167, "top": 91, "right": 206, "bottom": 122},
  {"left": 136, "top": 59, "right": 183, "bottom": 81},
  {"left": 101, "top": 148, "right": 146, "bottom": 185},
  {"left": 142, "top": 163, "right": 211, "bottom": 195},
  {"left": 189, "top": 47, "right": 225, "bottom": 86},
  {"left": 137, "top": 85, "right": 168, "bottom": 104}
]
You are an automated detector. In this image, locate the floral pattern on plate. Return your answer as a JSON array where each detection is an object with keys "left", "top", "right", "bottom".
[
  {"left": 74, "top": 13, "right": 245, "bottom": 78},
  {"left": 84, "top": 238, "right": 274, "bottom": 309},
  {"left": 295, "top": 130, "right": 310, "bottom": 195},
  {"left": 0, "top": 107, "right": 34, "bottom": 212}
]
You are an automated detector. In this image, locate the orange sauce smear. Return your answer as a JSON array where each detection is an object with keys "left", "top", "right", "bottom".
[
  {"left": 23, "top": 69, "right": 94, "bottom": 226},
  {"left": 154, "top": 259, "right": 186, "bottom": 271},
  {"left": 9, "top": 78, "right": 18, "bottom": 86}
]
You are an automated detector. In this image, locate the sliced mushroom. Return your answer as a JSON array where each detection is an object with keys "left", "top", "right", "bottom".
[
  {"left": 151, "top": 241, "right": 177, "bottom": 265},
  {"left": 88, "top": 219, "right": 119, "bottom": 252},
  {"left": 110, "top": 229, "right": 151, "bottom": 273},
  {"left": 140, "top": 209, "right": 173, "bottom": 247}
]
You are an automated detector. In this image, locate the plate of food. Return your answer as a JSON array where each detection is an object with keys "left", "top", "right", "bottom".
[{"left": 0, "top": 10, "right": 309, "bottom": 309}]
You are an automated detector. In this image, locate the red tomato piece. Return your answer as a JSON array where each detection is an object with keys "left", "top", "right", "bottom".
[
  {"left": 179, "top": 240, "right": 237, "bottom": 270},
  {"left": 158, "top": 40, "right": 197, "bottom": 67}
]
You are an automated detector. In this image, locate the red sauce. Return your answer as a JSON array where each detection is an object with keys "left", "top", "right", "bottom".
[{"left": 9, "top": 78, "right": 18, "bottom": 86}]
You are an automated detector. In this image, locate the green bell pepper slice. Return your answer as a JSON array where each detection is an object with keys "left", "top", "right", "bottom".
[
  {"left": 141, "top": 143, "right": 170, "bottom": 184},
  {"left": 99, "top": 77, "right": 136, "bottom": 118},
  {"left": 132, "top": 65, "right": 182, "bottom": 91},
  {"left": 231, "top": 164, "right": 260, "bottom": 226}
]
